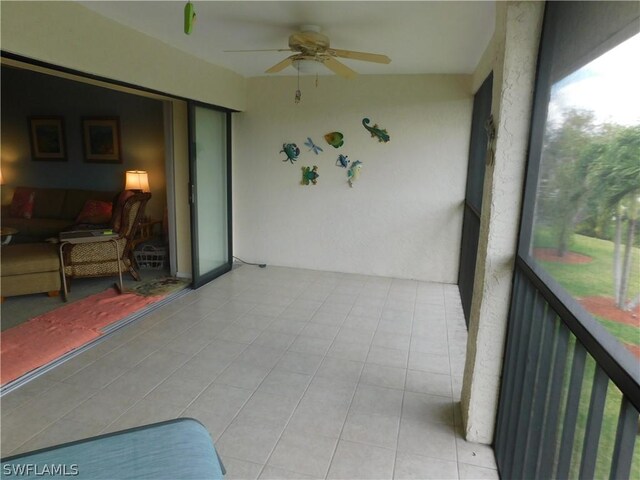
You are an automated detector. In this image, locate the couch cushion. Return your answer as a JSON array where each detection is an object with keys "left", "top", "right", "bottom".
[
  {"left": 76, "top": 200, "right": 113, "bottom": 224},
  {"left": 61, "top": 189, "right": 117, "bottom": 220},
  {"left": 9, "top": 188, "right": 35, "bottom": 219},
  {"left": 1, "top": 243, "right": 60, "bottom": 276},
  {"left": 1, "top": 217, "right": 73, "bottom": 241},
  {"left": 32, "top": 187, "right": 66, "bottom": 219}
]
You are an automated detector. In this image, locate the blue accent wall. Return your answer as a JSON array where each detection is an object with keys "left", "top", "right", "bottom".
[{"left": 0, "top": 65, "right": 166, "bottom": 219}]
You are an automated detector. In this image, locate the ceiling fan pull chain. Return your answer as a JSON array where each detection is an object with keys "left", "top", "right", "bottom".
[
  {"left": 315, "top": 73, "right": 319, "bottom": 88},
  {"left": 295, "top": 68, "right": 302, "bottom": 104}
]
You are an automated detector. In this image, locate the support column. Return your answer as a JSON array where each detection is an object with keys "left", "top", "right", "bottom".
[{"left": 461, "top": 1, "right": 544, "bottom": 444}]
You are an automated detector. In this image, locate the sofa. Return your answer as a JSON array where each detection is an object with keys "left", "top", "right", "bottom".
[
  {"left": 1, "top": 243, "right": 61, "bottom": 301},
  {"left": 1, "top": 187, "right": 117, "bottom": 243}
]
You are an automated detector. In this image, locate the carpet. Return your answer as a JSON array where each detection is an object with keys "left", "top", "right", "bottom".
[
  {"left": 0, "top": 278, "right": 187, "bottom": 386},
  {"left": 125, "top": 276, "right": 190, "bottom": 297}
]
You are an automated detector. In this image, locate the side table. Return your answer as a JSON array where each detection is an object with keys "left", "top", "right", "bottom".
[
  {"left": 0, "top": 227, "right": 18, "bottom": 245},
  {"left": 132, "top": 219, "right": 162, "bottom": 249}
]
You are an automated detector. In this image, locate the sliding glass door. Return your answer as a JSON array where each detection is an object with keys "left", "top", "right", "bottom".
[{"left": 189, "top": 102, "right": 232, "bottom": 288}]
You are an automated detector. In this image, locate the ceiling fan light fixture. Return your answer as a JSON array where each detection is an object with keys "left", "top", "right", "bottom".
[{"left": 293, "top": 59, "right": 325, "bottom": 75}]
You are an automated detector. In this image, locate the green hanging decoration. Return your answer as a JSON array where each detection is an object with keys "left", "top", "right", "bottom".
[{"left": 184, "top": 1, "right": 196, "bottom": 35}]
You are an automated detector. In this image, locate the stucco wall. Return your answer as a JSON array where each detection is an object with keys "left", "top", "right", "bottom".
[
  {"left": 461, "top": 0, "right": 545, "bottom": 444},
  {"left": 233, "top": 74, "right": 472, "bottom": 282}
]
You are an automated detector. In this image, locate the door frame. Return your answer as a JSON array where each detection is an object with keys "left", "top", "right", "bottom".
[
  {"left": 187, "top": 100, "right": 234, "bottom": 289},
  {"left": 458, "top": 72, "right": 493, "bottom": 326}
]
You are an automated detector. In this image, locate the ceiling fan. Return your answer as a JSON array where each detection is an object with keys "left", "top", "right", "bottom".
[{"left": 226, "top": 25, "right": 391, "bottom": 79}]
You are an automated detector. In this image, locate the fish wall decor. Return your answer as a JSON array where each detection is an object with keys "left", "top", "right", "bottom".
[
  {"left": 301, "top": 166, "right": 319, "bottom": 185},
  {"left": 362, "top": 118, "right": 390, "bottom": 143},
  {"left": 280, "top": 143, "right": 300, "bottom": 164},
  {"left": 324, "top": 132, "right": 344, "bottom": 148},
  {"left": 347, "top": 160, "right": 363, "bottom": 187},
  {"left": 336, "top": 154, "right": 350, "bottom": 168},
  {"left": 304, "top": 137, "right": 324, "bottom": 155}
]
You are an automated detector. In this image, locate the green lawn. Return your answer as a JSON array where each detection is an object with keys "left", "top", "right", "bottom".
[
  {"left": 532, "top": 229, "right": 640, "bottom": 347},
  {"left": 554, "top": 336, "right": 640, "bottom": 480},
  {"left": 532, "top": 229, "right": 640, "bottom": 478},
  {"left": 533, "top": 229, "right": 640, "bottom": 299}
]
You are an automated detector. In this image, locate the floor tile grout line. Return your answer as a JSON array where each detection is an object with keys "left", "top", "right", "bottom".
[
  {"left": 96, "top": 293, "right": 261, "bottom": 436},
  {"left": 442, "top": 284, "right": 463, "bottom": 480},
  {"left": 322, "top": 279, "right": 390, "bottom": 479},
  {"left": 391, "top": 280, "right": 419, "bottom": 480},
  {"left": 210, "top": 277, "right": 331, "bottom": 479},
  {"left": 254, "top": 279, "right": 348, "bottom": 479},
  {"left": 4, "top": 269, "right": 478, "bottom": 477},
  {"left": 5, "top": 301, "right": 208, "bottom": 455}
]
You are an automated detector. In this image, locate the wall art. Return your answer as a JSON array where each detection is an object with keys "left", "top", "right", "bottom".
[
  {"left": 324, "top": 132, "right": 344, "bottom": 148},
  {"left": 336, "top": 154, "right": 350, "bottom": 168},
  {"left": 280, "top": 143, "right": 300, "bottom": 164},
  {"left": 347, "top": 160, "right": 363, "bottom": 187},
  {"left": 82, "top": 117, "right": 122, "bottom": 163},
  {"left": 304, "top": 137, "right": 323, "bottom": 155},
  {"left": 301, "top": 166, "right": 319, "bottom": 185},
  {"left": 28, "top": 116, "right": 66, "bottom": 161},
  {"left": 362, "top": 118, "right": 390, "bottom": 143}
]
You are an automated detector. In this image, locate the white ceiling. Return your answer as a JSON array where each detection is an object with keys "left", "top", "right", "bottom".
[{"left": 79, "top": 1, "right": 495, "bottom": 78}]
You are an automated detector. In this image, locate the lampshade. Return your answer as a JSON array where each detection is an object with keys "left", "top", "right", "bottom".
[
  {"left": 124, "top": 170, "right": 150, "bottom": 192},
  {"left": 0, "top": 169, "right": 4, "bottom": 186}
]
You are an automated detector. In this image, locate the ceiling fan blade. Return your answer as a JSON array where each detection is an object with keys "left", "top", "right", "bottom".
[
  {"left": 329, "top": 48, "right": 391, "bottom": 64},
  {"left": 224, "top": 48, "right": 293, "bottom": 53},
  {"left": 265, "top": 56, "right": 295, "bottom": 74},
  {"left": 323, "top": 57, "right": 358, "bottom": 79}
]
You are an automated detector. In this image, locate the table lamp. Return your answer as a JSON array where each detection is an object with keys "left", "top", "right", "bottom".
[{"left": 124, "top": 170, "right": 150, "bottom": 192}]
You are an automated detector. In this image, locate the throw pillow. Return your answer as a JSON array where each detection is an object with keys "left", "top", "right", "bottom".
[
  {"left": 111, "top": 190, "right": 135, "bottom": 232},
  {"left": 10, "top": 188, "right": 35, "bottom": 219},
  {"left": 75, "top": 199, "right": 113, "bottom": 225}
]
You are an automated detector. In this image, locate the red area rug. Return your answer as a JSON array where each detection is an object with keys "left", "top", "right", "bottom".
[{"left": 1, "top": 289, "right": 163, "bottom": 386}]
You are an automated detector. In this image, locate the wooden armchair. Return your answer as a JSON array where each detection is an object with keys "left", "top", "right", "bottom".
[{"left": 61, "top": 191, "right": 151, "bottom": 285}]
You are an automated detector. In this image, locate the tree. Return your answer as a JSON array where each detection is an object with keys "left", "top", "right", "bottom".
[
  {"left": 588, "top": 125, "right": 640, "bottom": 309},
  {"left": 539, "top": 110, "right": 598, "bottom": 256}
]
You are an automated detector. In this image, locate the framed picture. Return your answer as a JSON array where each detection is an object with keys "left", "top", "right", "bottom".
[
  {"left": 28, "top": 117, "right": 66, "bottom": 161},
  {"left": 82, "top": 117, "right": 122, "bottom": 163}
]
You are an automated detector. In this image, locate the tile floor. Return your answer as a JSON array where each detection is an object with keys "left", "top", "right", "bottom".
[{"left": 0, "top": 266, "right": 498, "bottom": 479}]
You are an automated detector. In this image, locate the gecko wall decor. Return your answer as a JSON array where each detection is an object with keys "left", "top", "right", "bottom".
[{"left": 362, "top": 118, "right": 390, "bottom": 143}]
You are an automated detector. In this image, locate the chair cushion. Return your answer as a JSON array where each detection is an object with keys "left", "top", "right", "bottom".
[
  {"left": 75, "top": 200, "right": 113, "bottom": 225},
  {"left": 1, "top": 243, "right": 60, "bottom": 276},
  {"left": 9, "top": 188, "right": 35, "bottom": 219},
  {"left": 0, "top": 419, "right": 225, "bottom": 480}
]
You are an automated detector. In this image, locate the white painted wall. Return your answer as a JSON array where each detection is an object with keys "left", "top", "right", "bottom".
[
  {"left": 0, "top": 1, "right": 246, "bottom": 111},
  {"left": 234, "top": 75, "right": 472, "bottom": 282}
]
